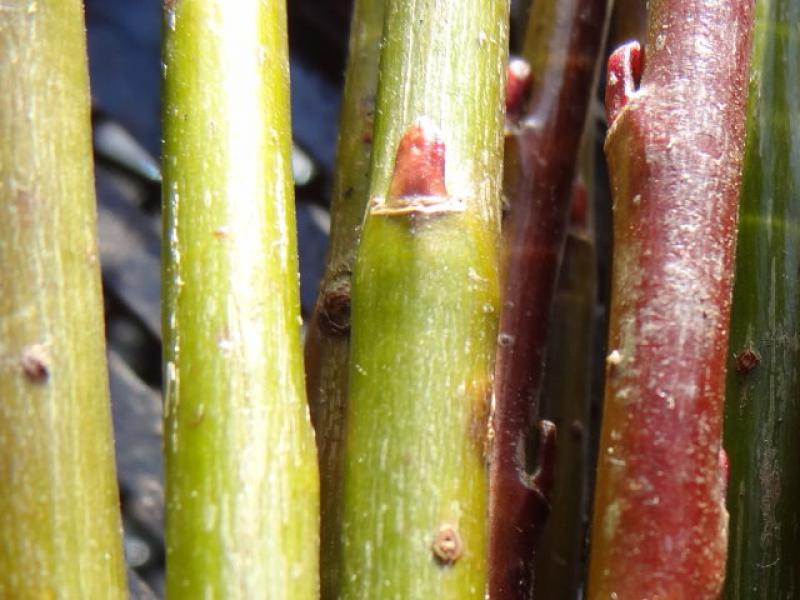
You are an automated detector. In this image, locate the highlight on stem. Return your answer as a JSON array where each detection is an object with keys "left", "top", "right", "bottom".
[{"left": 161, "top": 1, "right": 318, "bottom": 596}]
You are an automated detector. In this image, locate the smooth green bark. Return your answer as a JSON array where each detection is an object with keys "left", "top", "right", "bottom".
[
  {"left": 340, "top": 1, "right": 509, "bottom": 597},
  {"left": 162, "top": 1, "right": 318, "bottom": 597},
  {"left": 0, "top": 1, "right": 126, "bottom": 597},
  {"left": 724, "top": 0, "right": 800, "bottom": 597},
  {"left": 303, "top": 2, "right": 385, "bottom": 597}
]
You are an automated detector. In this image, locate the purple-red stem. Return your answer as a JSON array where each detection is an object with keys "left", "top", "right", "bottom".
[
  {"left": 488, "top": 1, "right": 611, "bottom": 597},
  {"left": 588, "top": 1, "right": 754, "bottom": 597}
]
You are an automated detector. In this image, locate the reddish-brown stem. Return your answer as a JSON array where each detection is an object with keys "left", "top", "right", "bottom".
[
  {"left": 488, "top": 1, "right": 611, "bottom": 597},
  {"left": 588, "top": 1, "right": 754, "bottom": 598},
  {"left": 490, "top": 1, "right": 612, "bottom": 596}
]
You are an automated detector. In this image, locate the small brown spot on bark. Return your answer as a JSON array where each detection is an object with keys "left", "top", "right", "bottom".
[
  {"left": 498, "top": 332, "right": 515, "bottom": 348},
  {"left": 432, "top": 524, "right": 462, "bottom": 566},
  {"left": 189, "top": 407, "right": 205, "bottom": 428},
  {"left": 319, "top": 273, "right": 351, "bottom": 336},
  {"left": 212, "top": 226, "right": 230, "bottom": 240},
  {"left": 21, "top": 344, "right": 49, "bottom": 383},
  {"left": 735, "top": 347, "right": 760, "bottom": 373},
  {"left": 14, "top": 190, "right": 41, "bottom": 227},
  {"left": 15, "top": 190, "right": 37, "bottom": 209}
]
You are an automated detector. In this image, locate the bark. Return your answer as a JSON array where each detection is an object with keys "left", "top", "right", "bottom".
[
  {"left": 0, "top": 1, "right": 127, "bottom": 596},
  {"left": 723, "top": 0, "right": 800, "bottom": 596},
  {"left": 588, "top": 1, "right": 755, "bottom": 598},
  {"left": 339, "top": 1, "right": 508, "bottom": 596},
  {"left": 161, "top": 1, "right": 318, "bottom": 597},
  {"left": 489, "top": 0, "right": 612, "bottom": 596},
  {"left": 303, "top": 2, "right": 384, "bottom": 597}
]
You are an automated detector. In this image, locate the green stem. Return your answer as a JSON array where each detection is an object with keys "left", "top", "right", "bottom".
[
  {"left": 0, "top": 1, "right": 126, "bottom": 596},
  {"left": 340, "top": 1, "right": 509, "bottom": 596},
  {"left": 724, "top": 0, "right": 800, "bottom": 596},
  {"left": 162, "top": 1, "right": 318, "bottom": 597},
  {"left": 303, "top": 2, "right": 385, "bottom": 596}
]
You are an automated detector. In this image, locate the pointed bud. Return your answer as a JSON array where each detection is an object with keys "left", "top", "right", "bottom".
[
  {"left": 505, "top": 57, "right": 532, "bottom": 123},
  {"left": 388, "top": 118, "right": 448, "bottom": 200},
  {"left": 606, "top": 41, "right": 643, "bottom": 125}
]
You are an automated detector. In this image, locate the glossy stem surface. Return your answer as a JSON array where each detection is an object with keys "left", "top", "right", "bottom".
[
  {"left": 489, "top": 0, "right": 611, "bottom": 596},
  {"left": 588, "top": 1, "right": 755, "bottom": 597},
  {"left": 723, "top": 0, "right": 800, "bottom": 597},
  {"left": 162, "top": 1, "right": 318, "bottom": 597},
  {"left": 340, "top": 0, "right": 508, "bottom": 596},
  {"left": 0, "top": 2, "right": 127, "bottom": 597}
]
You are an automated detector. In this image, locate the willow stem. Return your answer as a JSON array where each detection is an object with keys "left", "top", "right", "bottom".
[
  {"left": 723, "top": 0, "right": 800, "bottom": 596},
  {"left": 303, "top": 2, "right": 385, "bottom": 597},
  {"left": 340, "top": 1, "right": 509, "bottom": 596},
  {"left": 488, "top": 1, "right": 612, "bottom": 596},
  {"left": 162, "top": 1, "right": 318, "bottom": 596},
  {"left": 0, "top": 1, "right": 126, "bottom": 596},
  {"left": 588, "top": 1, "right": 755, "bottom": 597}
]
